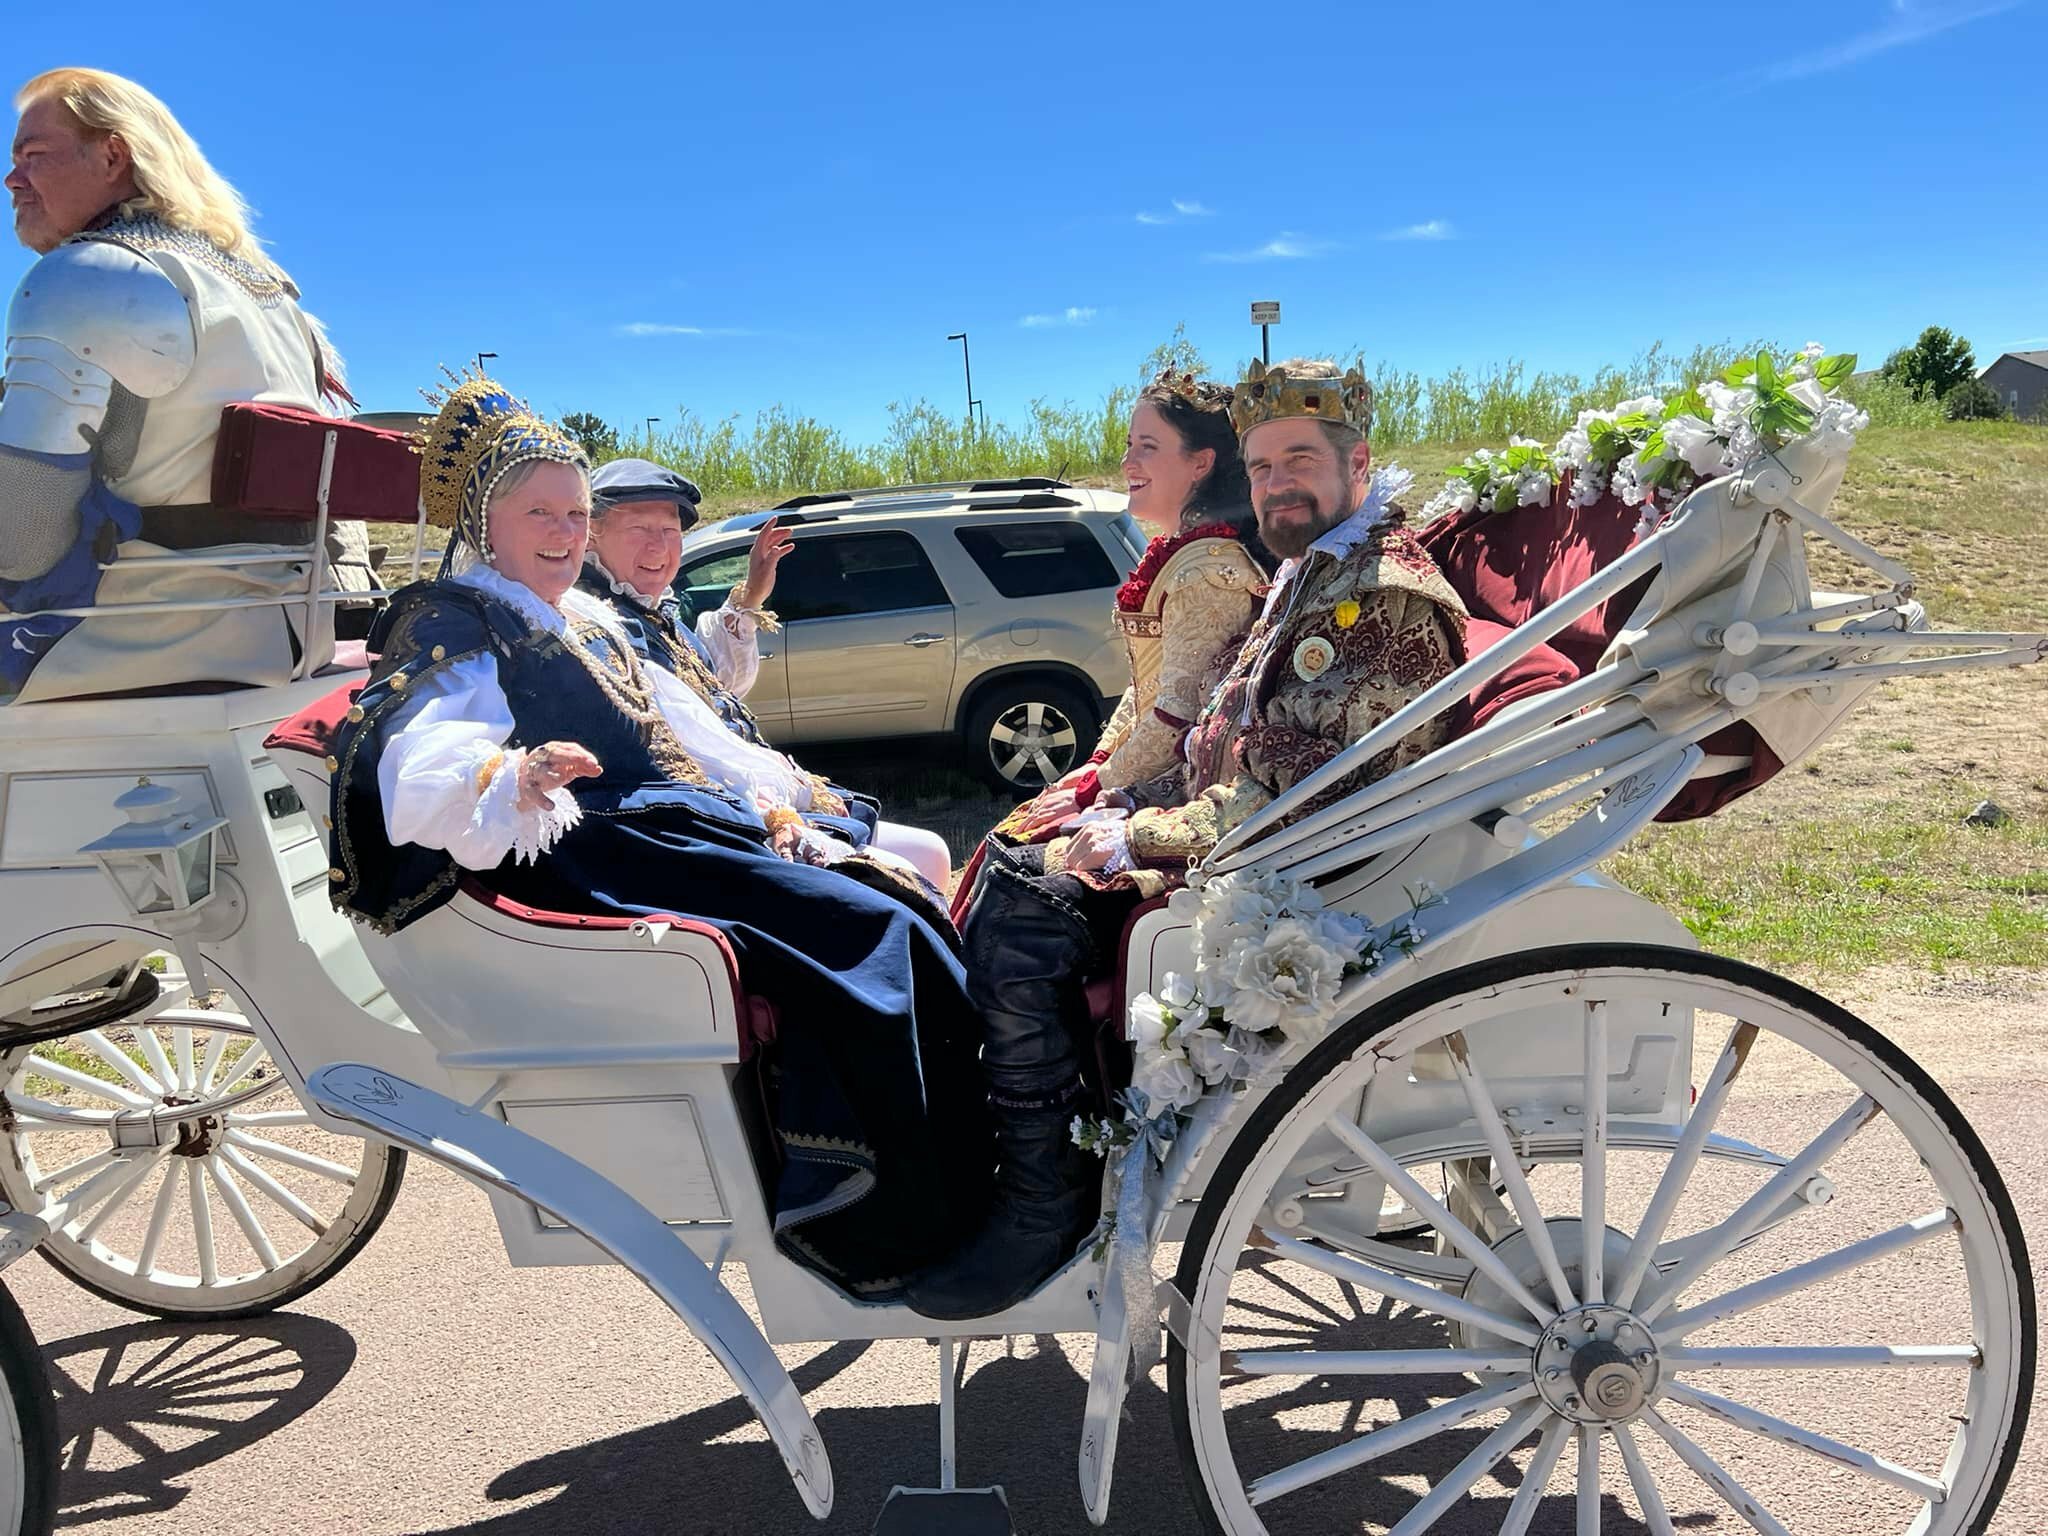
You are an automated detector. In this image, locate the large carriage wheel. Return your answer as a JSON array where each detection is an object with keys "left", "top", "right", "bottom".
[
  {"left": 1169, "top": 946, "right": 2032, "bottom": 1535},
  {"left": 0, "top": 1283, "right": 57, "bottom": 1536},
  {"left": 0, "top": 967, "right": 404, "bottom": 1321}
]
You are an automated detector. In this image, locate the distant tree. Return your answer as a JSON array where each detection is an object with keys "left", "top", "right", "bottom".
[
  {"left": 1880, "top": 327, "right": 1977, "bottom": 402},
  {"left": 560, "top": 410, "right": 621, "bottom": 463},
  {"left": 1140, "top": 322, "right": 1209, "bottom": 382},
  {"left": 1942, "top": 376, "right": 2006, "bottom": 421}
]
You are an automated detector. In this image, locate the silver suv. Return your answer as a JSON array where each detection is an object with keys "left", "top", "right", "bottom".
[{"left": 673, "top": 478, "right": 1142, "bottom": 792}]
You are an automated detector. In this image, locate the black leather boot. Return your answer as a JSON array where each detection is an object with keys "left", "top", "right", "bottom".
[{"left": 906, "top": 854, "right": 1101, "bottom": 1320}]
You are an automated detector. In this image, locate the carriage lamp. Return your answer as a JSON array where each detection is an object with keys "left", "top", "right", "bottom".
[{"left": 79, "top": 777, "right": 228, "bottom": 920}]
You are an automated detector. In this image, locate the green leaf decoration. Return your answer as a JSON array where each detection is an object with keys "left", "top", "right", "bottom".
[{"left": 1814, "top": 353, "right": 1856, "bottom": 390}]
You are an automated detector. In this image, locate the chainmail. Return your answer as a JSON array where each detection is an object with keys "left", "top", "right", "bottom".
[
  {"left": 0, "top": 448, "right": 89, "bottom": 581},
  {"left": 88, "top": 383, "right": 147, "bottom": 481}
]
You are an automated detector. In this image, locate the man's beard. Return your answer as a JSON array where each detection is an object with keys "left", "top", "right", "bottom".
[{"left": 1257, "top": 482, "right": 1353, "bottom": 558}]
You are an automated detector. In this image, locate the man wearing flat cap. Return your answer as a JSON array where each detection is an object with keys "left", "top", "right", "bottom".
[
  {"left": 576, "top": 457, "right": 953, "bottom": 888},
  {"left": 576, "top": 457, "right": 790, "bottom": 741}
]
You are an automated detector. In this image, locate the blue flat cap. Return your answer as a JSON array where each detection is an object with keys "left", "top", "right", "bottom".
[{"left": 591, "top": 458, "right": 704, "bottom": 527}]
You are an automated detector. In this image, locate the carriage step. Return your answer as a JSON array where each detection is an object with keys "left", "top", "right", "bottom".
[{"left": 871, "top": 1485, "right": 1012, "bottom": 1534}]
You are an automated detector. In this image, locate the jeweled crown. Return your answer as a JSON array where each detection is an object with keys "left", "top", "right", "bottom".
[
  {"left": 1229, "top": 358, "right": 1374, "bottom": 438},
  {"left": 415, "top": 370, "right": 587, "bottom": 552}
]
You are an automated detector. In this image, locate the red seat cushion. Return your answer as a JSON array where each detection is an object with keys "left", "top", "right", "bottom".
[
  {"left": 212, "top": 403, "right": 421, "bottom": 522},
  {"left": 263, "top": 680, "right": 362, "bottom": 758},
  {"left": 1459, "top": 618, "right": 1579, "bottom": 731}
]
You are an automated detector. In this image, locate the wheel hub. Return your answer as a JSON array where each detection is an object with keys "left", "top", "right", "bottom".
[{"left": 1533, "top": 1303, "right": 1660, "bottom": 1423}]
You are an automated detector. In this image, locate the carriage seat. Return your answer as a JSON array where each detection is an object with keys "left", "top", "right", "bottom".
[
  {"left": 1418, "top": 481, "right": 1780, "bottom": 820},
  {"left": 262, "top": 681, "right": 781, "bottom": 1060}
]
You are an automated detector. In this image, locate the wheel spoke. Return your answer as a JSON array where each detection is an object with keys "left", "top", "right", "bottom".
[
  {"left": 1498, "top": 1414, "right": 1572, "bottom": 1536},
  {"left": 1253, "top": 1228, "right": 1542, "bottom": 1346},
  {"left": 1029, "top": 751, "right": 1058, "bottom": 782},
  {"left": 1613, "top": 1021, "right": 1758, "bottom": 1308},
  {"left": 1613, "top": 1424, "right": 1677, "bottom": 1536},
  {"left": 225, "top": 1131, "right": 357, "bottom": 1185},
  {"left": 1658, "top": 1208, "right": 1960, "bottom": 1339},
  {"left": 173, "top": 1026, "right": 196, "bottom": 1094},
  {"left": 54, "top": 1149, "right": 162, "bottom": 1230},
  {"left": 1044, "top": 727, "right": 1077, "bottom": 750},
  {"left": 1642, "top": 1404, "right": 1792, "bottom": 1536},
  {"left": 1662, "top": 1380, "right": 1947, "bottom": 1502},
  {"left": 1025, "top": 702, "right": 1044, "bottom": 730},
  {"left": 74, "top": 1029, "right": 164, "bottom": 1098},
  {"left": 1664, "top": 1344, "right": 1979, "bottom": 1371},
  {"left": 132, "top": 1027, "right": 178, "bottom": 1093},
  {"left": 196, "top": 1029, "right": 232, "bottom": 1095},
  {"left": 218, "top": 1144, "right": 328, "bottom": 1236},
  {"left": 73, "top": 1149, "right": 171, "bottom": 1243},
  {"left": 211, "top": 1042, "right": 271, "bottom": 1097},
  {"left": 32, "top": 1146, "right": 120, "bottom": 1196},
  {"left": 998, "top": 749, "right": 1030, "bottom": 780},
  {"left": 1247, "top": 1377, "right": 1538, "bottom": 1507},
  {"left": 1322, "top": 1115, "right": 1556, "bottom": 1324},
  {"left": 1388, "top": 1401, "right": 1550, "bottom": 1536},
  {"left": 1447, "top": 1032, "right": 1577, "bottom": 1310},
  {"left": 1576, "top": 1424, "right": 1602, "bottom": 1536},
  {"left": 21, "top": 1054, "right": 154, "bottom": 1108},
  {"left": 188, "top": 1160, "right": 219, "bottom": 1287},
  {"left": 1224, "top": 1347, "right": 1526, "bottom": 1377},
  {"left": 222, "top": 1110, "right": 314, "bottom": 1129},
  {"left": 206, "top": 1159, "right": 282, "bottom": 1270},
  {"left": 0, "top": 1092, "right": 114, "bottom": 1127},
  {"left": 1582, "top": 1001, "right": 1608, "bottom": 1304},
  {"left": 1639, "top": 1094, "right": 1879, "bottom": 1323},
  {"left": 133, "top": 1164, "right": 182, "bottom": 1278}
]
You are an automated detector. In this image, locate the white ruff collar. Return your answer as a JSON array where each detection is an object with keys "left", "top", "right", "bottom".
[
  {"left": 455, "top": 563, "right": 630, "bottom": 645},
  {"left": 1266, "top": 463, "right": 1415, "bottom": 603},
  {"left": 584, "top": 552, "right": 663, "bottom": 612}
]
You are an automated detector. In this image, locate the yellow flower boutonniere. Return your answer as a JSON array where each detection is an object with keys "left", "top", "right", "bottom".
[{"left": 1334, "top": 600, "right": 1361, "bottom": 630}]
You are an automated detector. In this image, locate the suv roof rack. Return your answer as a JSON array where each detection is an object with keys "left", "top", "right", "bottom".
[{"left": 773, "top": 476, "right": 1071, "bottom": 512}]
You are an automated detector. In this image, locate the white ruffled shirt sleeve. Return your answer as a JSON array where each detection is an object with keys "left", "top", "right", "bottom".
[
  {"left": 640, "top": 655, "right": 814, "bottom": 815},
  {"left": 694, "top": 601, "right": 762, "bottom": 697},
  {"left": 375, "top": 653, "right": 581, "bottom": 870}
]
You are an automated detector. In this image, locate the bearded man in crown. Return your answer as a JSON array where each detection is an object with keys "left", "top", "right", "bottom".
[{"left": 910, "top": 358, "right": 1469, "bottom": 1319}]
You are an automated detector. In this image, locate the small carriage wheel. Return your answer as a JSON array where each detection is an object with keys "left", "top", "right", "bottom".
[
  {"left": 0, "top": 1282, "right": 58, "bottom": 1536},
  {"left": 0, "top": 970, "right": 405, "bottom": 1322},
  {"left": 1168, "top": 945, "right": 2032, "bottom": 1536}
]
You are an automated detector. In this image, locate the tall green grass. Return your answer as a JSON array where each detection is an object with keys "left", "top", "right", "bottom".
[{"left": 598, "top": 335, "right": 2012, "bottom": 510}]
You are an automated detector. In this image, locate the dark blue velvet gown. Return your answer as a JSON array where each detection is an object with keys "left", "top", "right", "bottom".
[{"left": 328, "top": 581, "right": 991, "bottom": 1298}]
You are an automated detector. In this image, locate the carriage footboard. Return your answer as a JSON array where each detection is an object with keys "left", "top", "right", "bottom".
[{"left": 305, "top": 1063, "right": 834, "bottom": 1520}]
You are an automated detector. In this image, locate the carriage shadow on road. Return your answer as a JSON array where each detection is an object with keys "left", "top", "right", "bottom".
[{"left": 40, "top": 1315, "right": 356, "bottom": 1527}]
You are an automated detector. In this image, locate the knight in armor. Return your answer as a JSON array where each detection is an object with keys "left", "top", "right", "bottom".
[
  {"left": 909, "top": 359, "right": 1469, "bottom": 1319},
  {"left": 576, "top": 457, "right": 952, "bottom": 886},
  {"left": 0, "top": 68, "right": 372, "bottom": 701},
  {"left": 328, "top": 376, "right": 991, "bottom": 1298}
]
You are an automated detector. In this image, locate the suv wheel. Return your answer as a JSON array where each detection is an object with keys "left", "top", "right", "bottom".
[{"left": 965, "top": 679, "right": 1098, "bottom": 795}]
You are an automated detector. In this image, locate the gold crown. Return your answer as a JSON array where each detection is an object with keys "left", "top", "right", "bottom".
[
  {"left": 415, "top": 369, "right": 587, "bottom": 553},
  {"left": 1229, "top": 358, "right": 1373, "bottom": 438}
]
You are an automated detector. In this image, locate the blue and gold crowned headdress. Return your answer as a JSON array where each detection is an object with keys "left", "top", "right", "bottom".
[{"left": 416, "top": 371, "right": 588, "bottom": 558}]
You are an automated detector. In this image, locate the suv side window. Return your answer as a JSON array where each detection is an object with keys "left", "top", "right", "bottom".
[
  {"left": 771, "top": 531, "right": 950, "bottom": 622},
  {"left": 953, "top": 520, "right": 1119, "bottom": 600},
  {"left": 673, "top": 549, "right": 752, "bottom": 627}
]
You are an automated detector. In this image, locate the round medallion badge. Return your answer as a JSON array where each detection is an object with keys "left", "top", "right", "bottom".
[{"left": 1292, "top": 636, "right": 1336, "bottom": 681}]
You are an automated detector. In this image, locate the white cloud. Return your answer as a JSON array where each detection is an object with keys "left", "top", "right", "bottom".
[
  {"left": 1171, "top": 199, "right": 1214, "bottom": 217},
  {"left": 615, "top": 322, "right": 753, "bottom": 337},
  {"left": 1205, "top": 232, "right": 1335, "bottom": 264},
  {"left": 1135, "top": 210, "right": 1170, "bottom": 225},
  {"left": 1741, "top": 0, "right": 2018, "bottom": 85},
  {"left": 1020, "top": 306, "right": 1098, "bottom": 328},
  {"left": 1381, "top": 219, "right": 1455, "bottom": 242}
]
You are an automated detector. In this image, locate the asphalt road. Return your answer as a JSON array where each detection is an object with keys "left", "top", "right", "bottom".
[{"left": 8, "top": 972, "right": 2045, "bottom": 1536}]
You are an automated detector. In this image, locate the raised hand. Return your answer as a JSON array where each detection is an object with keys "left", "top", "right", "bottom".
[{"left": 740, "top": 516, "right": 797, "bottom": 609}]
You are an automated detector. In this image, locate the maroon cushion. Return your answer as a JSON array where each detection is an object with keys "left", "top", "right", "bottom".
[
  {"left": 212, "top": 403, "right": 421, "bottom": 523},
  {"left": 263, "top": 680, "right": 362, "bottom": 757},
  {"left": 1461, "top": 618, "right": 1579, "bottom": 730}
]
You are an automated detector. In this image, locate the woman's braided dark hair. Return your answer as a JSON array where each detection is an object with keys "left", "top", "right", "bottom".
[{"left": 1137, "top": 371, "right": 1274, "bottom": 573}]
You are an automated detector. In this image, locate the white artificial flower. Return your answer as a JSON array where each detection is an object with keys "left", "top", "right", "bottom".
[
  {"left": 1801, "top": 341, "right": 1825, "bottom": 359},
  {"left": 1661, "top": 413, "right": 1726, "bottom": 478},
  {"left": 1182, "top": 1026, "right": 1238, "bottom": 1086},
  {"left": 1157, "top": 971, "right": 1198, "bottom": 1013},
  {"left": 1513, "top": 470, "right": 1553, "bottom": 508},
  {"left": 1788, "top": 377, "right": 1826, "bottom": 414},
  {"left": 1218, "top": 917, "right": 1352, "bottom": 1039},
  {"left": 1224, "top": 1026, "right": 1287, "bottom": 1081},
  {"left": 1126, "top": 992, "right": 1170, "bottom": 1051},
  {"left": 1811, "top": 396, "right": 1870, "bottom": 458},
  {"left": 1612, "top": 395, "right": 1665, "bottom": 419},
  {"left": 1134, "top": 1052, "right": 1204, "bottom": 1113}
]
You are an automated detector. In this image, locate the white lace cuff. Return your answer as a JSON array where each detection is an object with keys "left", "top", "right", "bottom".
[
  {"left": 475, "top": 746, "right": 583, "bottom": 866},
  {"left": 722, "top": 585, "right": 781, "bottom": 635}
]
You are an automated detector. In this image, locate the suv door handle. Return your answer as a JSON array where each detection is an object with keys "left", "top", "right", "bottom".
[{"left": 903, "top": 632, "right": 945, "bottom": 648}]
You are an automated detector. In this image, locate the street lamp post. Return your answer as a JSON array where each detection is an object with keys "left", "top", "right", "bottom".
[
  {"left": 946, "top": 332, "right": 979, "bottom": 431},
  {"left": 475, "top": 350, "right": 497, "bottom": 375},
  {"left": 645, "top": 417, "right": 661, "bottom": 451}
]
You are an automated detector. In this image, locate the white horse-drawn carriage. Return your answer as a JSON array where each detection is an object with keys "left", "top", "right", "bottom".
[{"left": 0, "top": 418, "right": 2039, "bottom": 1534}]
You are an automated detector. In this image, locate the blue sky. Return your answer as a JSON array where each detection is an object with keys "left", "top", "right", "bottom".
[{"left": 9, "top": 0, "right": 2043, "bottom": 440}]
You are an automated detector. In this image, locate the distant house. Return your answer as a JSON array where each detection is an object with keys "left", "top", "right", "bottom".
[{"left": 1980, "top": 351, "right": 2048, "bottom": 422}]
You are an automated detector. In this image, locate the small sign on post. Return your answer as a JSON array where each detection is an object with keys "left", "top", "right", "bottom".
[{"left": 1250, "top": 301, "right": 1281, "bottom": 364}]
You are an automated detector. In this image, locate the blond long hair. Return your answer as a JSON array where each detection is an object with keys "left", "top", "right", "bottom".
[{"left": 16, "top": 67, "right": 270, "bottom": 263}]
